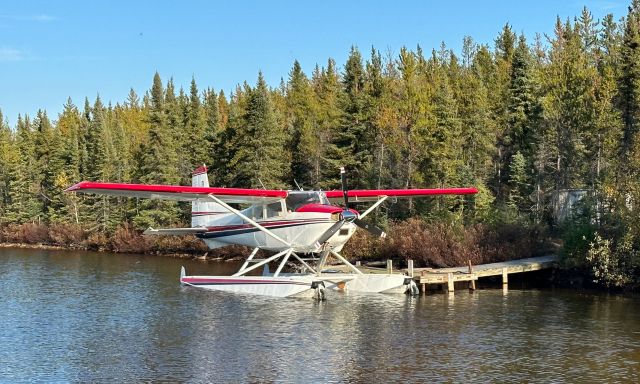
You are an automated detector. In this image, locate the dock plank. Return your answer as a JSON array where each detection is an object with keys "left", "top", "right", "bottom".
[{"left": 413, "top": 255, "right": 558, "bottom": 284}]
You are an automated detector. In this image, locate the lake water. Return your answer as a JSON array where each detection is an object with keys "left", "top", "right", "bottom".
[{"left": 1, "top": 248, "right": 639, "bottom": 383}]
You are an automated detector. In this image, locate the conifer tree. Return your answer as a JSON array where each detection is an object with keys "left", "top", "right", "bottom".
[
  {"left": 620, "top": 0, "right": 640, "bottom": 156},
  {"left": 7, "top": 115, "right": 42, "bottom": 223},
  {"left": 181, "top": 77, "right": 208, "bottom": 176},
  {"left": 85, "top": 97, "right": 107, "bottom": 181},
  {"left": 332, "top": 46, "right": 373, "bottom": 188},
  {"left": 287, "top": 60, "right": 319, "bottom": 188},
  {"left": 203, "top": 87, "right": 220, "bottom": 174},
  {"left": 228, "top": 73, "right": 287, "bottom": 188},
  {"left": 134, "top": 73, "right": 180, "bottom": 229},
  {"left": 0, "top": 111, "right": 18, "bottom": 224},
  {"left": 316, "top": 59, "right": 343, "bottom": 189}
]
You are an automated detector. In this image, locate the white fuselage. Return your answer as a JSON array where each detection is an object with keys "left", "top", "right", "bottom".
[{"left": 197, "top": 210, "right": 357, "bottom": 252}]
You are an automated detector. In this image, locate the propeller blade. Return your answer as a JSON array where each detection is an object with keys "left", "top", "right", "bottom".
[
  {"left": 353, "top": 218, "right": 387, "bottom": 238},
  {"left": 340, "top": 167, "right": 348, "bottom": 208},
  {"left": 314, "top": 220, "right": 346, "bottom": 246}
]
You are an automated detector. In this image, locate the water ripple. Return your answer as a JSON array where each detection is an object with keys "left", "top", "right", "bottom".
[{"left": 1, "top": 249, "right": 639, "bottom": 382}]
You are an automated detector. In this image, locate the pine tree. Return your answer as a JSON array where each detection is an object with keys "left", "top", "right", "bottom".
[
  {"left": 287, "top": 60, "right": 319, "bottom": 189},
  {"left": 314, "top": 59, "right": 343, "bottom": 189},
  {"left": 134, "top": 73, "right": 180, "bottom": 229},
  {"left": 33, "top": 110, "right": 66, "bottom": 221},
  {"left": 182, "top": 77, "right": 208, "bottom": 174},
  {"left": 331, "top": 46, "right": 374, "bottom": 188},
  {"left": 85, "top": 97, "right": 107, "bottom": 181},
  {"left": 620, "top": 0, "right": 640, "bottom": 156},
  {"left": 203, "top": 87, "right": 220, "bottom": 173},
  {"left": 507, "top": 151, "right": 529, "bottom": 212},
  {"left": 7, "top": 115, "right": 42, "bottom": 223},
  {"left": 0, "top": 110, "right": 18, "bottom": 224},
  {"left": 228, "top": 73, "right": 287, "bottom": 188}
]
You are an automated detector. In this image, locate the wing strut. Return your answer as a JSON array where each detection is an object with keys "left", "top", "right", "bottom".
[
  {"left": 231, "top": 249, "right": 291, "bottom": 277},
  {"left": 206, "top": 194, "right": 292, "bottom": 248},
  {"left": 358, "top": 196, "right": 388, "bottom": 219}
]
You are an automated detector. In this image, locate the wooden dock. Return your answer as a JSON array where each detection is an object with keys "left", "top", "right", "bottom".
[
  {"left": 411, "top": 255, "right": 558, "bottom": 293},
  {"left": 354, "top": 255, "right": 558, "bottom": 293}
]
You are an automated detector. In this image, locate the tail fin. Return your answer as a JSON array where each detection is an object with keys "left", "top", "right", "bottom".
[{"left": 191, "top": 165, "right": 227, "bottom": 227}]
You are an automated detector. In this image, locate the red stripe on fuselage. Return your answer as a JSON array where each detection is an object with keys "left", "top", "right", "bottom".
[{"left": 204, "top": 218, "right": 332, "bottom": 232}]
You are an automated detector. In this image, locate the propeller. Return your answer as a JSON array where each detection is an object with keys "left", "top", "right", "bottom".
[
  {"left": 340, "top": 167, "right": 386, "bottom": 238},
  {"left": 312, "top": 167, "right": 387, "bottom": 248},
  {"left": 353, "top": 218, "right": 386, "bottom": 238}
]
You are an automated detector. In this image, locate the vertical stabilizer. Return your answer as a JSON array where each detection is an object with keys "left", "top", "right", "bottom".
[{"left": 191, "top": 165, "right": 227, "bottom": 227}]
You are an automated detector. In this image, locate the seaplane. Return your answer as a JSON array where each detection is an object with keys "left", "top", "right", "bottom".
[{"left": 66, "top": 165, "right": 477, "bottom": 299}]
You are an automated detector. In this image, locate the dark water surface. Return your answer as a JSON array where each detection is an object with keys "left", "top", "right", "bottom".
[{"left": 1, "top": 248, "right": 639, "bottom": 383}]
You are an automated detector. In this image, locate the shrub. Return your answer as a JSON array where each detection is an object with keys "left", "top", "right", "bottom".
[
  {"left": 48, "top": 223, "right": 86, "bottom": 247},
  {"left": 84, "top": 232, "right": 109, "bottom": 251},
  {"left": 343, "top": 218, "right": 545, "bottom": 268},
  {"left": 4, "top": 223, "right": 51, "bottom": 244},
  {"left": 111, "top": 225, "right": 152, "bottom": 253}
]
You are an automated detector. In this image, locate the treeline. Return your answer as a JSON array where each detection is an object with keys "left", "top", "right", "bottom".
[{"left": 2, "top": 3, "right": 640, "bottom": 287}]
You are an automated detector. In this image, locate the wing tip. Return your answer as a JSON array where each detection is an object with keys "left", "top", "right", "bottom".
[{"left": 64, "top": 181, "right": 88, "bottom": 192}]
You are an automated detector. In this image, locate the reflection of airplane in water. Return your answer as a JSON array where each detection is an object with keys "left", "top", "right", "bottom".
[{"left": 67, "top": 166, "right": 477, "bottom": 299}]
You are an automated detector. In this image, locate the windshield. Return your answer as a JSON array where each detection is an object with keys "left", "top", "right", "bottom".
[{"left": 286, "top": 192, "right": 327, "bottom": 211}]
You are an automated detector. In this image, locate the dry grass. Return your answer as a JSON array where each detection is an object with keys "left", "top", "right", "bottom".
[
  {"left": 343, "top": 218, "right": 548, "bottom": 267},
  {"left": 1, "top": 219, "right": 550, "bottom": 265}
]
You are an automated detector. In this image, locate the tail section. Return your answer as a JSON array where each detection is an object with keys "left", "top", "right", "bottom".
[{"left": 191, "top": 165, "right": 227, "bottom": 227}]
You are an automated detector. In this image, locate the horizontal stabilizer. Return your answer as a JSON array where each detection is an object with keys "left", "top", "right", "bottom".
[{"left": 143, "top": 227, "right": 208, "bottom": 236}]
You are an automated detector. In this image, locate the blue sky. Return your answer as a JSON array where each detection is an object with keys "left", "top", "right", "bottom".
[{"left": 0, "top": 0, "right": 629, "bottom": 127}]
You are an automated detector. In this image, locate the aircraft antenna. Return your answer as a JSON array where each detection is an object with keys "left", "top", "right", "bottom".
[
  {"left": 294, "top": 179, "right": 303, "bottom": 191},
  {"left": 257, "top": 178, "right": 266, "bottom": 190}
]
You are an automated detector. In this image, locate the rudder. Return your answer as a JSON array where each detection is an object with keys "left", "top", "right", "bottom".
[{"left": 191, "top": 165, "right": 227, "bottom": 227}]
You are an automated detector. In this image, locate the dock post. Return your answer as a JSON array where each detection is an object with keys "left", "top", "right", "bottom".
[
  {"left": 502, "top": 267, "right": 508, "bottom": 293},
  {"left": 408, "top": 260, "right": 414, "bottom": 278},
  {"left": 355, "top": 260, "right": 361, "bottom": 267},
  {"left": 420, "top": 270, "right": 426, "bottom": 294},
  {"left": 468, "top": 260, "right": 476, "bottom": 291},
  {"left": 386, "top": 259, "right": 393, "bottom": 274},
  {"left": 447, "top": 272, "right": 454, "bottom": 293}
]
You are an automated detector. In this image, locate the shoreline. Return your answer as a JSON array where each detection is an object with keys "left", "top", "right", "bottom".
[{"left": 0, "top": 241, "right": 213, "bottom": 260}]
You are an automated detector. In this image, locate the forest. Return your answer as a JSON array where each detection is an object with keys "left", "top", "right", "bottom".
[{"left": 1, "top": 3, "right": 640, "bottom": 289}]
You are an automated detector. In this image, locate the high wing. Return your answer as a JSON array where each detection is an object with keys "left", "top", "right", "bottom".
[
  {"left": 65, "top": 181, "right": 288, "bottom": 204},
  {"left": 325, "top": 187, "right": 478, "bottom": 203}
]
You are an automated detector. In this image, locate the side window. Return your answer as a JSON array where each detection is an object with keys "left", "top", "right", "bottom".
[
  {"left": 247, "top": 205, "right": 264, "bottom": 220},
  {"left": 265, "top": 201, "right": 283, "bottom": 218}
]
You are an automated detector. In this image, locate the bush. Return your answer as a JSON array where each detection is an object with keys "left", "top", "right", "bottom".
[
  {"left": 48, "top": 223, "right": 86, "bottom": 247},
  {"left": 3, "top": 223, "right": 51, "bottom": 244},
  {"left": 343, "top": 218, "right": 546, "bottom": 268},
  {"left": 585, "top": 233, "right": 632, "bottom": 288},
  {"left": 111, "top": 225, "right": 152, "bottom": 253},
  {"left": 84, "top": 232, "right": 109, "bottom": 251}
]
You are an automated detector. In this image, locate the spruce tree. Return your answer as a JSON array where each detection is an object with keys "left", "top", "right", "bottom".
[
  {"left": 203, "top": 87, "right": 220, "bottom": 174},
  {"left": 287, "top": 60, "right": 319, "bottom": 189},
  {"left": 85, "top": 97, "right": 107, "bottom": 181},
  {"left": 134, "top": 72, "right": 180, "bottom": 229},
  {"left": 332, "top": 46, "right": 373, "bottom": 188},
  {"left": 229, "top": 73, "right": 287, "bottom": 188},
  {"left": 0, "top": 111, "right": 18, "bottom": 224},
  {"left": 7, "top": 115, "right": 42, "bottom": 223},
  {"left": 620, "top": 0, "right": 640, "bottom": 156}
]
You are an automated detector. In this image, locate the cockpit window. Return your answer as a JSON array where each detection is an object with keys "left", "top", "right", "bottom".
[{"left": 286, "top": 192, "right": 325, "bottom": 211}]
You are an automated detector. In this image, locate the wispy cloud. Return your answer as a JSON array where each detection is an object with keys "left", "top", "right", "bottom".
[
  {"left": 578, "top": 1, "right": 625, "bottom": 12},
  {"left": 0, "top": 47, "right": 26, "bottom": 62},
  {"left": 0, "top": 14, "right": 57, "bottom": 22}
]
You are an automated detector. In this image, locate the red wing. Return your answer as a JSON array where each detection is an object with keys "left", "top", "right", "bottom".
[
  {"left": 65, "top": 181, "right": 288, "bottom": 204},
  {"left": 325, "top": 188, "right": 478, "bottom": 202}
]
